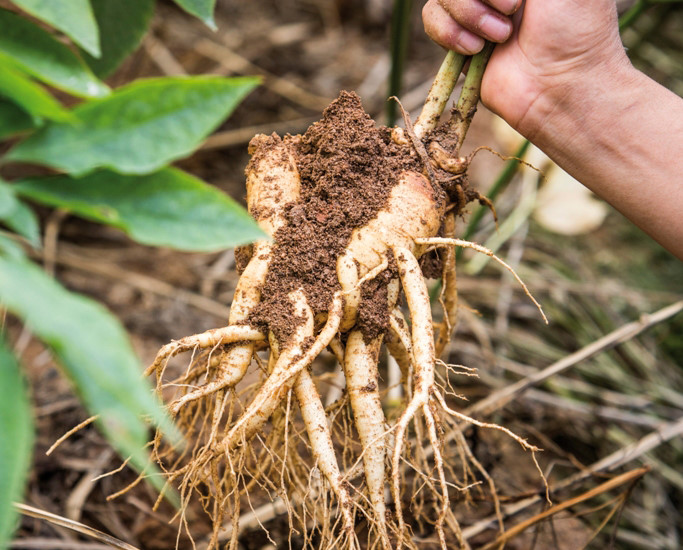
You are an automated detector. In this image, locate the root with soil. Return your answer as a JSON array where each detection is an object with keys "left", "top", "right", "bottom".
[{"left": 145, "top": 48, "right": 545, "bottom": 549}]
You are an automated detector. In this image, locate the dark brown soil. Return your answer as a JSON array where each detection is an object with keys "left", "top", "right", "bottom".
[{"left": 249, "top": 91, "right": 422, "bottom": 344}]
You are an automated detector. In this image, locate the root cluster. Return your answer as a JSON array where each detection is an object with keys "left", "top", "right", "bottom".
[{"left": 144, "top": 91, "right": 543, "bottom": 549}]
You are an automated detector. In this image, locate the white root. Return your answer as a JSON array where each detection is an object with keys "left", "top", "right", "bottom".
[
  {"left": 294, "top": 368, "right": 356, "bottom": 537},
  {"left": 222, "top": 289, "right": 313, "bottom": 450},
  {"left": 169, "top": 242, "right": 272, "bottom": 415},
  {"left": 221, "top": 291, "right": 344, "bottom": 452},
  {"left": 146, "top": 82, "right": 550, "bottom": 548},
  {"left": 146, "top": 325, "right": 265, "bottom": 378},
  {"left": 343, "top": 331, "right": 388, "bottom": 547},
  {"left": 415, "top": 237, "right": 548, "bottom": 324},
  {"left": 162, "top": 134, "right": 302, "bottom": 413},
  {"left": 390, "top": 245, "right": 438, "bottom": 546}
]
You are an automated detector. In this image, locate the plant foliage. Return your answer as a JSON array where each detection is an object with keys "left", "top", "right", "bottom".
[{"left": 0, "top": 1, "right": 263, "bottom": 545}]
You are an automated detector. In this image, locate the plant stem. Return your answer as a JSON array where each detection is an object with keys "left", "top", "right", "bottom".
[
  {"left": 386, "top": 0, "right": 413, "bottom": 127},
  {"left": 619, "top": 0, "right": 650, "bottom": 30},
  {"left": 414, "top": 50, "right": 466, "bottom": 139},
  {"left": 456, "top": 139, "right": 531, "bottom": 261},
  {"left": 448, "top": 41, "right": 495, "bottom": 154}
]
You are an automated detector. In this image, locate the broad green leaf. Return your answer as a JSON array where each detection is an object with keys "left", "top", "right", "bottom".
[
  {"left": 0, "top": 339, "right": 34, "bottom": 550},
  {"left": 81, "top": 0, "right": 154, "bottom": 79},
  {"left": 0, "top": 98, "right": 38, "bottom": 139},
  {"left": 7, "top": 76, "right": 259, "bottom": 176},
  {"left": 15, "top": 168, "right": 266, "bottom": 251},
  {"left": 0, "top": 65, "right": 71, "bottom": 122},
  {"left": 9, "top": 0, "right": 100, "bottom": 58},
  {"left": 0, "top": 180, "right": 19, "bottom": 218},
  {"left": 172, "top": 0, "right": 217, "bottom": 29},
  {"left": 0, "top": 234, "right": 25, "bottom": 259},
  {"left": 0, "top": 9, "right": 108, "bottom": 98},
  {"left": 0, "top": 180, "right": 41, "bottom": 248},
  {"left": 1, "top": 203, "right": 41, "bottom": 249},
  {"left": 0, "top": 255, "right": 178, "bottom": 480}
]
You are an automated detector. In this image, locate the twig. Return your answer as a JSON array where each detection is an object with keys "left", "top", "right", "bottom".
[
  {"left": 523, "top": 388, "right": 670, "bottom": 428},
  {"left": 466, "top": 300, "right": 683, "bottom": 418},
  {"left": 478, "top": 466, "right": 650, "bottom": 550},
  {"left": 27, "top": 243, "right": 231, "bottom": 319},
  {"left": 65, "top": 449, "right": 115, "bottom": 522},
  {"left": 9, "top": 539, "right": 113, "bottom": 549},
  {"left": 195, "top": 39, "right": 331, "bottom": 111},
  {"left": 13, "top": 504, "right": 140, "bottom": 550},
  {"left": 461, "top": 416, "right": 683, "bottom": 541},
  {"left": 200, "top": 117, "right": 315, "bottom": 151},
  {"left": 143, "top": 34, "right": 187, "bottom": 76},
  {"left": 43, "top": 208, "right": 68, "bottom": 278}
]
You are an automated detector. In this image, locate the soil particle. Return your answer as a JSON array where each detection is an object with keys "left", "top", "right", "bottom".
[
  {"left": 234, "top": 244, "right": 253, "bottom": 275},
  {"left": 356, "top": 251, "right": 398, "bottom": 342},
  {"left": 359, "top": 381, "right": 377, "bottom": 393},
  {"left": 419, "top": 248, "right": 443, "bottom": 280},
  {"left": 250, "top": 91, "right": 421, "bottom": 344}
]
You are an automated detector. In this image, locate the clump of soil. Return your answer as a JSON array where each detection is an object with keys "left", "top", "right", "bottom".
[{"left": 249, "top": 91, "right": 423, "bottom": 343}]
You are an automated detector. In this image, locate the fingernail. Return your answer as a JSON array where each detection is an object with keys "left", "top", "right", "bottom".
[
  {"left": 456, "top": 31, "right": 485, "bottom": 54},
  {"left": 499, "top": 0, "right": 519, "bottom": 14},
  {"left": 479, "top": 14, "right": 511, "bottom": 42}
]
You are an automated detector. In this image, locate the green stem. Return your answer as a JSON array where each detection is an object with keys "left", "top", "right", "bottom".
[
  {"left": 619, "top": 0, "right": 650, "bottom": 30},
  {"left": 456, "top": 139, "right": 531, "bottom": 261},
  {"left": 414, "top": 50, "right": 466, "bottom": 138},
  {"left": 386, "top": 0, "right": 413, "bottom": 127},
  {"left": 449, "top": 41, "right": 495, "bottom": 154}
]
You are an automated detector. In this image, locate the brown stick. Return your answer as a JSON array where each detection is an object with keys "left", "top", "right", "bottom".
[{"left": 478, "top": 466, "right": 650, "bottom": 550}]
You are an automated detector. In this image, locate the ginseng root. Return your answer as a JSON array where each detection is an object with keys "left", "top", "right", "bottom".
[{"left": 145, "top": 54, "right": 547, "bottom": 549}]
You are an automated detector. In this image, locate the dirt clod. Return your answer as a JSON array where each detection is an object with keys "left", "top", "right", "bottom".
[{"left": 250, "top": 91, "right": 422, "bottom": 343}]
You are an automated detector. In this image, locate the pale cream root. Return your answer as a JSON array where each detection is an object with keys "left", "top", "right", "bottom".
[
  {"left": 221, "top": 291, "right": 344, "bottom": 452},
  {"left": 390, "top": 245, "right": 438, "bottom": 546},
  {"left": 343, "top": 331, "right": 388, "bottom": 546},
  {"left": 294, "top": 368, "right": 358, "bottom": 542},
  {"left": 435, "top": 212, "right": 458, "bottom": 358},
  {"left": 146, "top": 325, "right": 265, "bottom": 378}
]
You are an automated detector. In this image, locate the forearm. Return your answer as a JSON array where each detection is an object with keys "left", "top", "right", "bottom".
[{"left": 522, "top": 64, "right": 683, "bottom": 259}]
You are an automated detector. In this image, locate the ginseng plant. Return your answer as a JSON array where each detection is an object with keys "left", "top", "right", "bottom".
[{"left": 144, "top": 45, "right": 547, "bottom": 550}]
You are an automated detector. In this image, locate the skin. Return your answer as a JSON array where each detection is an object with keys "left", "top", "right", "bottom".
[{"left": 423, "top": 0, "right": 683, "bottom": 259}]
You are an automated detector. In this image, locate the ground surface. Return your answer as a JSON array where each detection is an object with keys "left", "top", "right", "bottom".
[{"left": 8, "top": 1, "right": 683, "bottom": 549}]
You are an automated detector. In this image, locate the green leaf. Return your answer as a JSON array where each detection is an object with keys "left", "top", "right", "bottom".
[
  {"left": 14, "top": 168, "right": 266, "bottom": 251},
  {"left": 0, "top": 255, "right": 178, "bottom": 481},
  {"left": 9, "top": 0, "right": 100, "bottom": 58},
  {"left": 0, "top": 339, "right": 34, "bottom": 550},
  {"left": 0, "top": 98, "right": 38, "bottom": 139},
  {"left": 172, "top": 0, "right": 217, "bottom": 29},
  {"left": 81, "top": 0, "right": 154, "bottom": 79},
  {"left": 0, "top": 180, "right": 41, "bottom": 248},
  {"left": 1, "top": 203, "right": 41, "bottom": 249},
  {"left": 0, "top": 234, "right": 25, "bottom": 260},
  {"left": 0, "top": 64, "right": 72, "bottom": 122},
  {"left": 0, "top": 180, "right": 19, "bottom": 218},
  {"left": 0, "top": 9, "right": 108, "bottom": 98},
  {"left": 7, "top": 76, "right": 260, "bottom": 176}
]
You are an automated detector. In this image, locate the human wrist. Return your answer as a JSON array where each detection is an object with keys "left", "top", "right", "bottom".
[{"left": 517, "top": 52, "right": 638, "bottom": 149}]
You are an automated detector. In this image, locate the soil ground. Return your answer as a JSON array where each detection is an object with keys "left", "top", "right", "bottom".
[{"left": 7, "top": 1, "right": 683, "bottom": 549}]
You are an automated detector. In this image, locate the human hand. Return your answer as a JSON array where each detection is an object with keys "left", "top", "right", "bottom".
[{"left": 422, "top": 0, "right": 632, "bottom": 140}]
